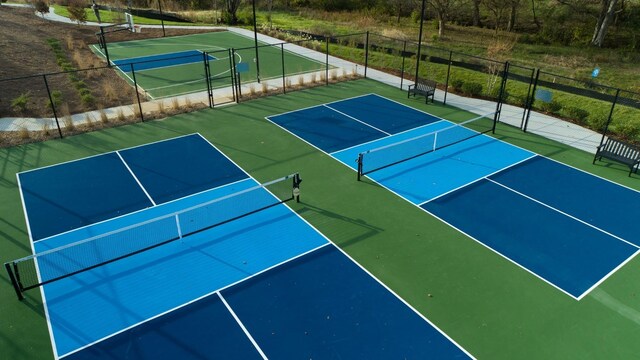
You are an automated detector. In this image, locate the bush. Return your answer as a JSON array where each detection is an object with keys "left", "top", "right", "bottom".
[
  {"left": 35, "top": 1, "right": 49, "bottom": 17},
  {"left": 67, "top": 0, "right": 88, "bottom": 24},
  {"left": 509, "top": 93, "right": 529, "bottom": 107},
  {"left": 80, "top": 93, "right": 94, "bottom": 106},
  {"left": 614, "top": 119, "right": 640, "bottom": 140},
  {"left": 49, "top": 90, "right": 63, "bottom": 109},
  {"left": 564, "top": 106, "right": 590, "bottom": 123},
  {"left": 11, "top": 92, "right": 31, "bottom": 114},
  {"left": 539, "top": 100, "right": 562, "bottom": 114},
  {"left": 461, "top": 82, "right": 483, "bottom": 96},
  {"left": 587, "top": 111, "right": 609, "bottom": 131},
  {"left": 450, "top": 79, "right": 464, "bottom": 92}
]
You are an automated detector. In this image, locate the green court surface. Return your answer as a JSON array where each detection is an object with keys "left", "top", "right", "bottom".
[
  {"left": 92, "top": 31, "right": 328, "bottom": 99},
  {"left": 2, "top": 79, "right": 640, "bottom": 359}
]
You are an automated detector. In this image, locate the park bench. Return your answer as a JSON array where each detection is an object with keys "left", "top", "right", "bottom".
[
  {"left": 408, "top": 78, "right": 436, "bottom": 104},
  {"left": 593, "top": 138, "right": 640, "bottom": 176}
]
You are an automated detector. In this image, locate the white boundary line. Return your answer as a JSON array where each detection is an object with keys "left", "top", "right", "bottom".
[
  {"left": 217, "top": 292, "right": 268, "bottom": 359},
  {"left": 15, "top": 175, "right": 60, "bottom": 360},
  {"left": 419, "top": 154, "right": 538, "bottom": 206},
  {"left": 576, "top": 248, "right": 640, "bottom": 301},
  {"left": 486, "top": 177, "right": 640, "bottom": 249},
  {"left": 322, "top": 104, "right": 391, "bottom": 135},
  {"left": 331, "top": 120, "right": 448, "bottom": 155},
  {"left": 115, "top": 151, "right": 156, "bottom": 206},
  {"left": 17, "top": 133, "right": 196, "bottom": 175}
]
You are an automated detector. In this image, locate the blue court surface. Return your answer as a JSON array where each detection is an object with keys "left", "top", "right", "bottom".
[
  {"left": 21, "top": 134, "right": 472, "bottom": 359},
  {"left": 266, "top": 94, "right": 640, "bottom": 300},
  {"left": 111, "top": 50, "right": 216, "bottom": 72}
]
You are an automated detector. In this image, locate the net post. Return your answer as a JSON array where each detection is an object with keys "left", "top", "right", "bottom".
[
  {"left": 357, "top": 154, "right": 363, "bottom": 181},
  {"left": 281, "top": 43, "right": 286, "bottom": 94},
  {"left": 293, "top": 173, "right": 302, "bottom": 202},
  {"left": 325, "top": 36, "right": 329, "bottom": 86},
  {"left": 599, "top": 88, "right": 620, "bottom": 148},
  {"left": 400, "top": 40, "right": 407, "bottom": 90},
  {"left": 228, "top": 48, "right": 237, "bottom": 102},
  {"left": 5, "top": 262, "right": 24, "bottom": 301}
]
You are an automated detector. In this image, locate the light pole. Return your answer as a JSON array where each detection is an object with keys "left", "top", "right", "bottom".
[
  {"left": 414, "top": 0, "right": 426, "bottom": 83},
  {"left": 252, "top": 0, "right": 261, "bottom": 83}
]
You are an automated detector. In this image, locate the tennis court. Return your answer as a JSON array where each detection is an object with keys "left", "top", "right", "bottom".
[
  {"left": 12, "top": 133, "right": 472, "bottom": 359},
  {"left": 92, "top": 31, "right": 327, "bottom": 99},
  {"left": 267, "top": 93, "right": 640, "bottom": 300}
]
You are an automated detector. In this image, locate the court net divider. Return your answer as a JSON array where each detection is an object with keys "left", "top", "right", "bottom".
[
  {"left": 356, "top": 112, "right": 497, "bottom": 180},
  {"left": 5, "top": 173, "right": 302, "bottom": 301}
]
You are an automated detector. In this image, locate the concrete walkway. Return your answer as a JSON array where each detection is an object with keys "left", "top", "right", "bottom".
[{"left": 0, "top": 4, "right": 603, "bottom": 154}]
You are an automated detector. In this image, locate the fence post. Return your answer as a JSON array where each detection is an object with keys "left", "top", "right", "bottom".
[
  {"left": 325, "top": 36, "right": 329, "bottom": 85},
  {"left": 364, "top": 31, "right": 369, "bottom": 78},
  {"left": 130, "top": 64, "right": 144, "bottom": 122},
  {"left": 599, "top": 89, "right": 621, "bottom": 147},
  {"left": 231, "top": 49, "right": 241, "bottom": 102},
  {"left": 281, "top": 43, "right": 286, "bottom": 94},
  {"left": 493, "top": 61, "right": 509, "bottom": 132},
  {"left": 203, "top": 52, "right": 213, "bottom": 108},
  {"left": 228, "top": 48, "right": 237, "bottom": 102},
  {"left": 43, "top": 74, "right": 63, "bottom": 138},
  {"left": 443, "top": 51, "right": 452, "bottom": 105},
  {"left": 400, "top": 40, "right": 407, "bottom": 90},
  {"left": 522, "top": 68, "right": 540, "bottom": 132},
  {"left": 521, "top": 67, "right": 536, "bottom": 127}
]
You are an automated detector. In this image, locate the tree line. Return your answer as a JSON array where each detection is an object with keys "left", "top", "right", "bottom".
[{"left": 55, "top": 0, "right": 640, "bottom": 48}]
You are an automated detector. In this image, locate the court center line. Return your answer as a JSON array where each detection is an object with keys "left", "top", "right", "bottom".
[
  {"left": 418, "top": 154, "right": 537, "bottom": 206},
  {"left": 486, "top": 178, "right": 640, "bottom": 249},
  {"left": 331, "top": 119, "right": 448, "bottom": 156},
  {"left": 217, "top": 292, "right": 268, "bottom": 360},
  {"left": 322, "top": 104, "right": 392, "bottom": 136},
  {"left": 115, "top": 151, "right": 156, "bottom": 206}
]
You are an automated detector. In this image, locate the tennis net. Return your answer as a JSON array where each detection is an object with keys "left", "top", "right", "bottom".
[
  {"left": 357, "top": 113, "right": 496, "bottom": 179},
  {"left": 5, "top": 173, "right": 302, "bottom": 300}
]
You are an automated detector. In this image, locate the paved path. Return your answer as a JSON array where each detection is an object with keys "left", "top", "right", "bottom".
[{"left": 0, "top": 4, "right": 603, "bottom": 154}]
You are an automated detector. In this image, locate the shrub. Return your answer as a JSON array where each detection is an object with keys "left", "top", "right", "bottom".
[
  {"left": 11, "top": 92, "right": 31, "bottom": 113},
  {"left": 614, "top": 119, "right": 640, "bottom": 140},
  {"left": 67, "top": 0, "right": 88, "bottom": 24},
  {"left": 509, "top": 93, "right": 529, "bottom": 107},
  {"left": 35, "top": 1, "right": 49, "bottom": 17},
  {"left": 450, "top": 79, "right": 464, "bottom": 92},
  {"left": 539, "top": 100, "right": 562, "bottom": 114},
  {"left": 564, "top": 106, "right": 590, "bottom": 123},
  {"left": 587, "top": 111, "right": 609, "bottom": 131},
  {"left": 81, "top": 93, "right": 94, "bottom": 106},
  {"left": 461, "top": 82, "right": 483, "bottom": 96},
  {"left": 49, "top": 90, "right": 63, "bottom": 109}
]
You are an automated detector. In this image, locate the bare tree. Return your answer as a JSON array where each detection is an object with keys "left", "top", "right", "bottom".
[
  {"left": 471, "top": 0, "right": 483, "bottom": 27},
  {"left": 484, "top": 0, "right": 510, "bottom": 32},
  {"left": 427, "top": 0, "right": 458, "bottom": 36},
  {"left": 591, "top": 0, "right": 622, "bottom": 46},
  {"left": 506, "top": 0, "right": 521, "bottom": 32},
  {"left": 224, "top": 0, "right": 241, "bottom": 24}
]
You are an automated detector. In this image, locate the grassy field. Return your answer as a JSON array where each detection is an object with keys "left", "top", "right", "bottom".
[{"left": 2, "top": 78, "right": 640, "bottom": 359}]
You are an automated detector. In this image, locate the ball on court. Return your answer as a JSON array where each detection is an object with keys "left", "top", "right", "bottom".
[{"left": 253, "top": 58, "right": 256, "bottom": 62}]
